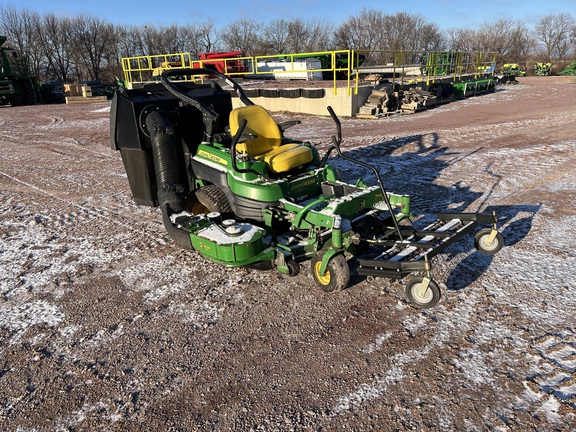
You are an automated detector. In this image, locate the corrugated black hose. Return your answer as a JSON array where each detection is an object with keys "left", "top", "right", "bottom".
[{"left": 145, "top": 109, "right": 193, "bottom": 250}]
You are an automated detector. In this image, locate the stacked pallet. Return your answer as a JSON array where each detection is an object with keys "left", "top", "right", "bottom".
[{"left": 64, "top": 84, "right": 107, "bottom": 104}]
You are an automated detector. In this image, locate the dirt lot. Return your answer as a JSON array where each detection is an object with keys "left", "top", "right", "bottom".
[{"left": 1, "top": 76, "right": 575, "bottom": 431}]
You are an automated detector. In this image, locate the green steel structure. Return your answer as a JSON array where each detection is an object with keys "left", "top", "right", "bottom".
[{"left": 0, "top": 36, "right": 38, "bottom": 106}]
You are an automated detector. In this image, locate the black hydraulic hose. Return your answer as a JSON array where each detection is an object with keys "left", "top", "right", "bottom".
[
  {"left": 326, "top": 106, "right": 404, "bottom": 241},
  {"left": 145, "top": 109, "right": 194, "bottom": 250}
]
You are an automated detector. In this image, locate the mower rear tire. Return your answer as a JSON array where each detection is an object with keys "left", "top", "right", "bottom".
[
  {"left": 189, "top": 185, "right": 232, "bottom": 215},
  {"left": 405, "top": 277, "right": 441, "bottom": 309},
  {"left": 311, "top": 253, "right": 350, "bottom": 293}
]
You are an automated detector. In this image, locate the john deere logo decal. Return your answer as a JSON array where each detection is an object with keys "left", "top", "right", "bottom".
[
  {"left": 290, "top": 178, "right": 316, "bottom": 191},
  {"left": 198, "top": 150, "right": 227, "bottom": 166}
]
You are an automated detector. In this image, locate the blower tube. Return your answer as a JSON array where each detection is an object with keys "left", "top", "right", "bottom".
[{"left": 145, "top": 109, "right": 194, "bottom": 250}]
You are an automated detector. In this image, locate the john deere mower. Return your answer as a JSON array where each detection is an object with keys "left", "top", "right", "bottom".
[{"left": 110, "top": 68, "right": 503, "bottom": 309}]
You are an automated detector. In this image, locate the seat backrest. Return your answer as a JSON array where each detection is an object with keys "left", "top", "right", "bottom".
[{"left": 229, "top": 105, "right": 281, "bottom": 156}]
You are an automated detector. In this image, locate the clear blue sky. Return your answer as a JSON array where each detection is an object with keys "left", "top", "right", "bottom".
[{"left": 2, "top": 0, "right": 575, "bottom": 31}]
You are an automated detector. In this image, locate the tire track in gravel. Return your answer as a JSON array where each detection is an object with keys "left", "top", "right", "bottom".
[
  {"left": 42, "top": 115, "right": 65, "bottom": 127},
  {"left": 332, "top": 288, "right": 481, "bottom": 415},
  {"left": 434, "top": 141, "right": 576, "bottom": 214},
  {"left": 527, "top": 330, "right": 576, "bottom": 420},
  {"left": 0, "top": 170, "right": 171, "bottom": 255},
  {"left": 0, "top": 134, "right": 118, "bottom": 161},
  {"left": 342, "top": 111, "right": 576, "bottom": 151},
  {"left": 0, "top": 105, "right": 211, "bottom": 353},
  {"left": 0, "top": 177, "right": 223, "bottom": 352},
  {"left": 37, "top": 137, "right": 118, "bottom": 159}
]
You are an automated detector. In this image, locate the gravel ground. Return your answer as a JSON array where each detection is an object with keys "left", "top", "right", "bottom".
[{"left": 1, "top": 76, "right": 575, "bottom": 431}]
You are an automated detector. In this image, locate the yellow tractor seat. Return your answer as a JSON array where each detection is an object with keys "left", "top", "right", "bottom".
[{"left": 229, "top": 105, "right": 313, "bottom": 174}]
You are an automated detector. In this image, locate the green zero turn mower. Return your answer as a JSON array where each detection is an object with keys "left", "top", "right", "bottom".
[{"left": 110, "top": 68, "right": 503, "bottom": 309}]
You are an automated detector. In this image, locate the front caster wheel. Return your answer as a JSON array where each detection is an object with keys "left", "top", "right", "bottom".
[
  {"left": 310, "top": 253, "right": 350, "bottom": 293},
  {"left": 286, "top": 260, "right": 300, "bottom": 277},
  {"left": 405, "top": 277, "right": 441, "bottom": 309},
  {"left": 474, "top": 228, "right": 504, "bottom": 255}
]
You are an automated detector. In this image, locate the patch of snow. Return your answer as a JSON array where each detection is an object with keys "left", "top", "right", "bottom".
[
  {"left": 533, "top": 395, "right": 561, "bottom": 423},
  {"left": 335, "top": 292, "right": 478, "bottom": 414},
  {"left": 0, "top": 300, "right": 65, "bottom": 345},
  {"left": 115, "top": 256, "right": 244, "bottom": 329},
  {"left": 92, "top": 106, "right": 111, "bottom": 113},
  {"left": 361, "top": 331, "right": 394, "bottom": 354}
]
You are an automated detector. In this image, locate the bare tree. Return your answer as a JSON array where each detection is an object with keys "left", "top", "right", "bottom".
[
  {"left": 220, "top": 19, "right": 263, "bottom": 55},
  {"left": 477, "top": 19, "right": 510, "bottom": 52},
  {"left": 447, "top": 28, "right": 479, "bottom": 52},
  {"left": 534, "top": 13, "right": 576, "bottom": 60},
  {"left": 172, "top": 25, "right": 197, "bottom": 53},
  {"left": 301, "top": 18, "right": 334, "bottom": 52},
  {"left": 35, "top": 14, "right": 73, "bottom": 81},
  {"left": 148, "top": 25, "right": 180, "bottom": 54},
  {"left": 114, "top": 25, "right": 143, "bottom": 58},
  {"left": 333, "top": 8, "right": 386, "bottom": 63},
  {"left": 196, "top": 20, "right": 219, "bottom": 53},
  {"left": 137, "top": 25, "right": 166, "bottom": 55},
  {"left": 180, "top": 23, "right": 207, "bottom": 56},
  {"left": 419, "top": 23, "right": 446, "bottom": 52},
  {"left": 128, "top": 24, "right": 197, "bottom": 56},
  {"left": 334, "top": 10, "right": 444, "bottom": 64},
  {"left": 0, "top": 6, "right": 42, "bottom": 76},
  {"left": 474, "top": 19, "right": 533, "bottom": 64},
  {"left": 283, "top": 18, "right": 332, "bottom": 53},
  {"left": 70, "top": 14, "right": 115, "bottom": 81},
  {"left": 507, "top": 22, "right": 535, "bottom": 64},
  {"left": 382, "top": 12, "right": 420, "bottom": 51},
  {"left": 263, "top": 19, "right": 290, "bottom": 54}
]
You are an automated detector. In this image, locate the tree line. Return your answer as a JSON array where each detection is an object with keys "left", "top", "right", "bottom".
[{"left": 1, "top": 5, "right": 575, "bottom": 83}]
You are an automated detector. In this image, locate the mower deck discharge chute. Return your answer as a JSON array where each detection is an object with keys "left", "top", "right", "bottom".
[{"left": 110, "top": 68, "right": 503, "bottom": 309}]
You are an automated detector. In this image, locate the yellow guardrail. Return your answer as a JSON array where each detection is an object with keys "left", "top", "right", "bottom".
[
  {"left": 121, "top": 49, "right": 497, "bottom": 94},
  {"left": 253, "top": 50, "right": 359, "bottom": 95},
  {"left": 122, "top": 53, "right": 193, "bottom": 84},
  {"left": 351, "top": 50, "right": 497, "bottom": 87},
  {"left": 121, "top": 50, "right": 363, "bottom": 94}
]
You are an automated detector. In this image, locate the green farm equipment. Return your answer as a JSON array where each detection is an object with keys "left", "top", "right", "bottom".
[
  {"left": 421, "top": 52, "right": 456, "bottom": 77},
  {"left": 280, "top": 52, "right": 366, "bottom": 79},
  {"left": 452, "top": 78, "right": 497, "bottom": 98},
  {"left": 0, "top": 36, "right": 38, "bottom": 106},
  {"left": 110, "top": 68, "right": 503, "bottom": 309},
  {"left": 535, "top": 62, "right": 551, "bottom": 76},
  {"left": 501, "top": 63, "right": 525, "bottom": 76},
  {"left": 558, "top": 61, "right": 576, "bottom": 76},
  {"left": 497, "top": 63, "right": 525, "bottom": 84}
]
